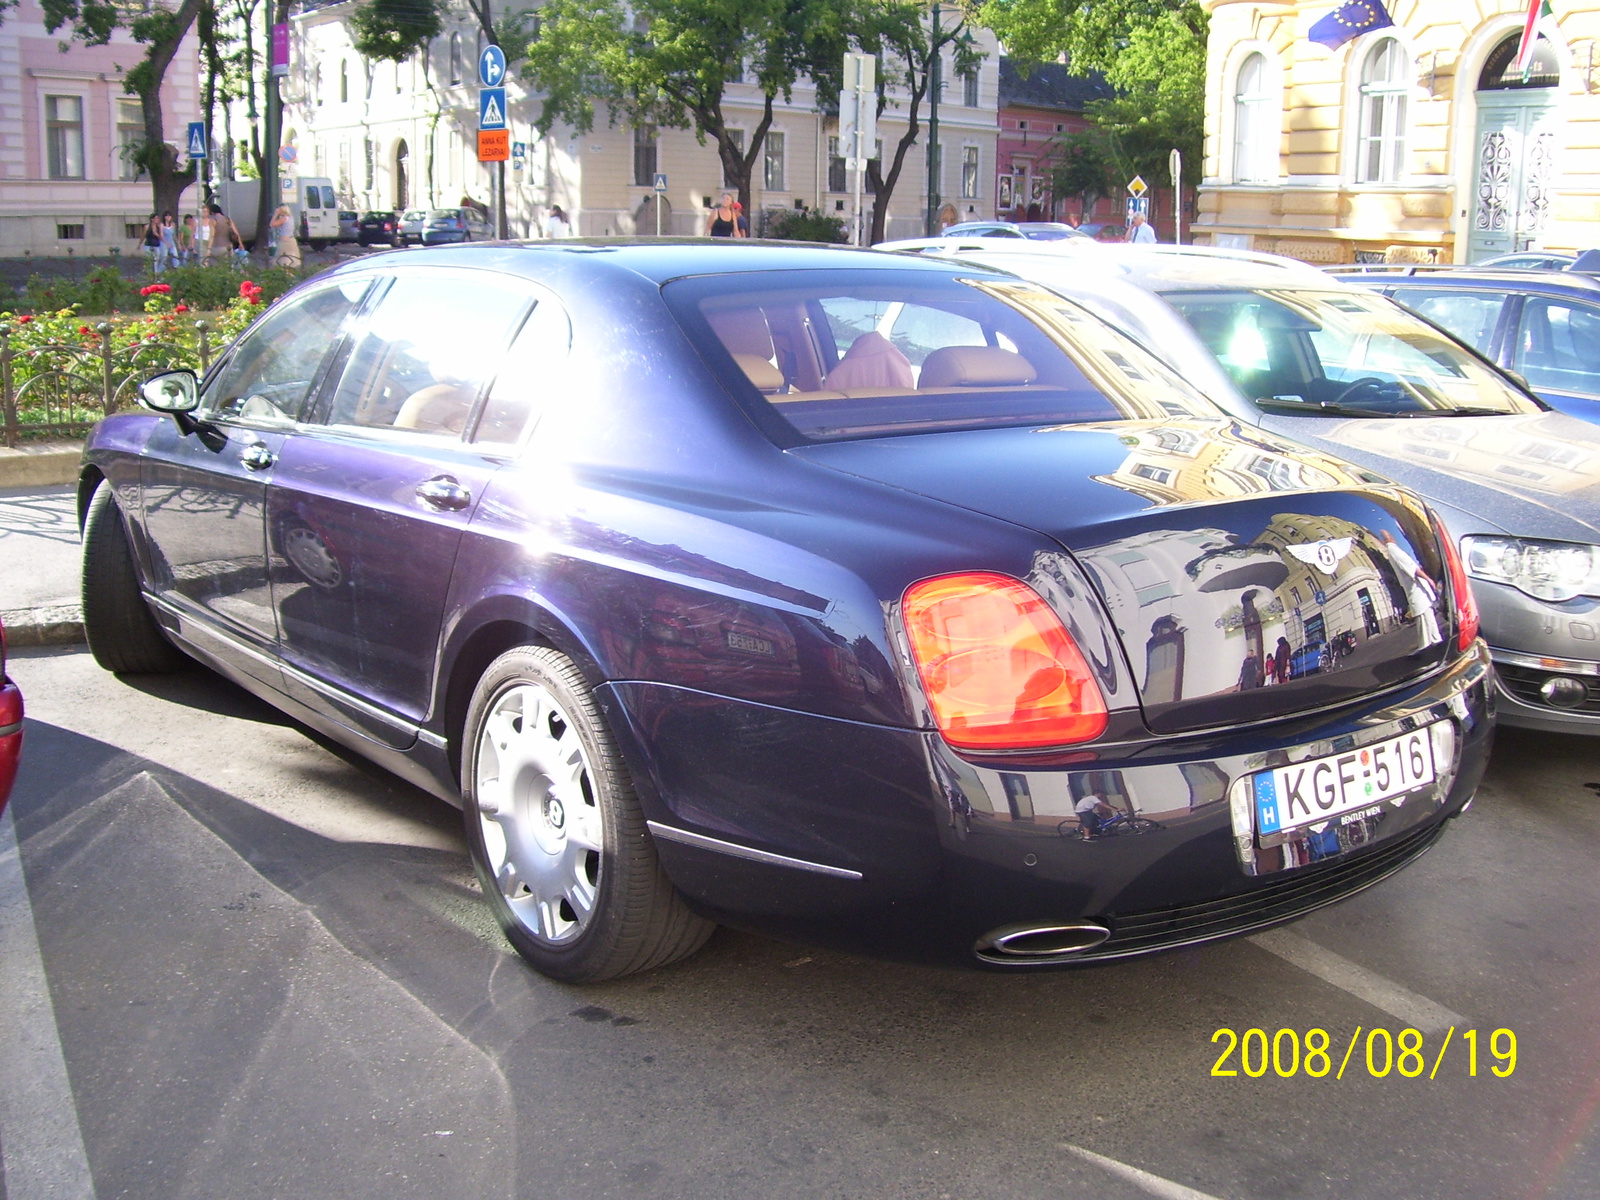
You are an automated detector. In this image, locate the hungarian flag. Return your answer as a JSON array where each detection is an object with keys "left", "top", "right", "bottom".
[{"left": 1514, "top": 0, "right": 1558, "bottom": 81}]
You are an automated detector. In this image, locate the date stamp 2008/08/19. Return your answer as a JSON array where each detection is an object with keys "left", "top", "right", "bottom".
[{"left": 1210, "top": 1027, "right": 1517, "bottom": 1080}]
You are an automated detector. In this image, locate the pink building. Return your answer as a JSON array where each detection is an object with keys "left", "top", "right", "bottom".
[
  {"left": 995, "top": 58, "right": 1124, "bottom": 231},
  {"left": 1, "top": 0, "right": 200, "bottom": 256}
]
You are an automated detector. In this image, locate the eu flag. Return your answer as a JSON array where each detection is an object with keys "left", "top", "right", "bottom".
[{"left": 1308, "top": 0, "right": 1395, "bottom": 50}]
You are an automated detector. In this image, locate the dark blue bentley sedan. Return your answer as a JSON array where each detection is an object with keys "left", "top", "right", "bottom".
[{"left": 79, "top": 242, "right": 1492, "bottom": 981}]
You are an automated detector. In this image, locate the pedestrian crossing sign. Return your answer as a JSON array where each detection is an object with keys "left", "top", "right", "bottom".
[
  {"left": 479, "top": 88, "right": 507, "bottom": 131},
  {"left": 186, "top": 122, "right": 206, "bottom": 161}
]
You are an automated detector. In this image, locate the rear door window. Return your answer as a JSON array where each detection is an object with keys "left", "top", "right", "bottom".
[
  {"left": 1390, "top": 288, "right": 1507, "bottom": 357},
  {"left": 317, "top": 271, "right": 532, "bottom": 436},
  {"left": 1512, "top": 297, "right": 1600, "bottom": 395},
  {"left": 472, "top": 297, "right": 573, "bottom": 447}
]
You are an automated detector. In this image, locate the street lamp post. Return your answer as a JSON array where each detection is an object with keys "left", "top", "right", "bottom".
[{"left": 925, "top": 3, "right": 941, "bottom": 237}]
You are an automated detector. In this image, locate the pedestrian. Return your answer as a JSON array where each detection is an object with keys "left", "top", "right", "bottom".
[
  {"left": 205, "top": 204, "right": 232, "bottom": 265},
  {"left": 158, "top": 212, "right": 178, "bottom": 272},
  {"left": 141, "top": 213, "right": 163, "bottom": 273},
  {"left": 269, "top": 204, "right": 301, "bottom": 269},
  {"left": 546, "top": 204, "right": 571, "bottom": 238},
  {"left": 1127, "top": 211, "right": 1157, "bottom": 244},
  {"left": 195, "top": 205, "right": 214, "bottom": 265},
  {"left": 706, "top": 193, "right": 745, "bottom": 238},
  {"left": 178, "top": 214, "right": 196, "bottom": 265}
]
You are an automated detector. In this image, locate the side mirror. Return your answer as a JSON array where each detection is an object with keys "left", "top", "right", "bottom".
[
  {"left": 140, "top": 370, "right": 200, "bottom": 414},
  {"left": 1504, "top": 369, "right": 1533, "bottom": 393}
]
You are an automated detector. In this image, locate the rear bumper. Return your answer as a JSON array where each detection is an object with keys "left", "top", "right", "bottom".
[{"left": 603, "top": 643, "right": 1493, "bottom": 967}]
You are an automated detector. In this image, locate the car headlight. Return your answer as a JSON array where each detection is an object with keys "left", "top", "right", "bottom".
[{"left": 1460, "top": 536, "right": 1600, "bottom": 602}]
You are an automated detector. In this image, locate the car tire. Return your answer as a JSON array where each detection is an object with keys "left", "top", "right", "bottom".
[
  {"left": 461, "top": 645, "right": 714, "bottom": 981},
  {"left": 81, "top": 482, "right": 184, "bottom": 675}
]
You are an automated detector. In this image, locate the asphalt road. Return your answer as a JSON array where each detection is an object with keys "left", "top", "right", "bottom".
[{"left": 2, "top": 643, "right": 1597, "bottom": 1200}]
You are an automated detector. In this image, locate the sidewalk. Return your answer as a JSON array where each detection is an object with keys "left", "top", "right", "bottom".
[{"left": 0, "top": 485, "right": 83, "bottom": 646}]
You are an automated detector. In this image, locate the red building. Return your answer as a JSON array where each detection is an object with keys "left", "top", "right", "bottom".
[{"left": 995, "top": 59, "right": 1123, "bottom": 232}]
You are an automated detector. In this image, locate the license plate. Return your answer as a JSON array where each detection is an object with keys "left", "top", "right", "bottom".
[{"left": 1253, "top": 725, "right": 1438, "bottom": 837}]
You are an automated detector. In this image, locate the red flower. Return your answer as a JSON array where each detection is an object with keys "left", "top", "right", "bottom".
[
  {"left": 16, "top": 315, "right": 31, "bottom": 324},
  {"left": 139, "top": 283, "right": 172, "bottom": 296},
  {"left": 78, "top": 325, "right": 90, "bottom": 334},
  {"left": 175, "top": 304, "right": 189, "bottom": 313}
]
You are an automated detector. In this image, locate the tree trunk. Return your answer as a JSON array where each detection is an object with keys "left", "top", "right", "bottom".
[
  {"left": 867, "top": 71, "right": 927, "bottom": 246},
  {"left": 137, "top": 0, "right": 205, "bottom": 218}
]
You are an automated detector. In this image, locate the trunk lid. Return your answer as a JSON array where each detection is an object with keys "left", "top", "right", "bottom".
[{"left": 794, "top": 418, "right": 1455, "bottom": 734}]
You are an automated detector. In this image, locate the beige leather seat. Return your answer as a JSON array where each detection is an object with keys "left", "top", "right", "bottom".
[
  {"left": 824, "top": 332, "right": 914, "bottom": 391},
  {"left": 708, "top": 308, "right": 786, "bottom": 392},
  {"left": 394, "top": 383, "right": 476, "bottom": 433}
]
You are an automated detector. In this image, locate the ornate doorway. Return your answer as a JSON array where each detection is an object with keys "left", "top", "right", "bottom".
[{"left": 1468, "top": 33, "right": 1559, "bottom": 262}]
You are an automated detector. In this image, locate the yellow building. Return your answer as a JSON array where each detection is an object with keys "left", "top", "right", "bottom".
[{"left": 1195, "top": 1, "right": 1600, "bottom": 263}]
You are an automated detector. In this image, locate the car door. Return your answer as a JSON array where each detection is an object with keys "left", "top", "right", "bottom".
[
  {"left": 139, "top": 280, "right": 370, "bottom": 687},
  {"left": 1507, "top": 294, "right": 1600, "bottom": 424},
  {"left": 265, "top": 267, "right": 535, "bottom": 747}
]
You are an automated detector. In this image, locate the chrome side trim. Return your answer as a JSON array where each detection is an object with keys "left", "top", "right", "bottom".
[
  {"left": 0, "top": 722, "right": 21, "bottom": 738},
  {"left": 148, "top": 593, "right": 425, "bottom": 740},
  {"left": 418, "top": 729, "right": 449, "bottom": 752},
  {"left": 645, "top": 821, "right": 863, "bottom": 880},
  {"left": 1489, "top": 646, "right": 1600, "bottom": 677}
]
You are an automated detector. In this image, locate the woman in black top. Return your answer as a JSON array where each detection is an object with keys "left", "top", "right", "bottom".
[{"left": 706, "top": 192, "right": 745, "bottom": 238}]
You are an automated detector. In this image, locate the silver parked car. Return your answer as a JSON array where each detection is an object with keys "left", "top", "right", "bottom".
[{"left": 882, "top": 240, "right": 1600, "bottom": 735}]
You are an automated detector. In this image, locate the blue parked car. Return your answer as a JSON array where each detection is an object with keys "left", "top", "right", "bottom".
[
  {"left": 78, "top": 242, "right": 1490, "bottom": 981},
  {"left": 1333, "top": 264, "right": 1600, "bottom": 426}
]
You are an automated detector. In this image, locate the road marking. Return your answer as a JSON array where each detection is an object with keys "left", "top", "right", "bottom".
[
  {"left": 1248, "top": 927, "right": 1466, "bottom": 1034},
  {"left": 1064, "top": 1144, "right": 1226, "bottom": 1200},
  {"left": 0, "top": 805, "right": 97, "bottom": 1200}
]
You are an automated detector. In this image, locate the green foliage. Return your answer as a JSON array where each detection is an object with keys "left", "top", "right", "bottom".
[
  {"left": 762, "top": 209, "right": 849, "bottom": 243},
  {"left": 978, "top": 0, "right": 1206, "bottom": 187},
  {"left": 38, "top": 0, "right": 120, "bottom": 45},
  {"left": 1051, "top": 131, "right": 1116, "bottom": 212},
  {"left": 351, "top": 0, "right": 443, "bottom": 63},
  {"left": 13, "top": 264, "right": 307, "bottom": 317}
]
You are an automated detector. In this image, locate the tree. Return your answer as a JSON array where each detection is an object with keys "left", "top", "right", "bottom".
[
  {"left": 977, "top": 0, "right": 1206, "bottom": 192},
  {"left": 523, "top": 0, "right": 851, "bottom": 217},
  {"left": 857, "top": 2, "right": 983, "bottom": 246},
  {"left": 39, "top": 0, "right": 206, "bottom": 217},
  {"left": 1050, "top": 130, "right": 1114, "bottom": 219}
]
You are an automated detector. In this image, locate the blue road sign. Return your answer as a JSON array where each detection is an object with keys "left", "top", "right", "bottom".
[
  {"left": 479, "top": 44, "right": 507, "bottom": 87},
  {"left": 512, "top": 141, "right": 527, "bottom": 161},
  {"left": 478, "top": 87, "right": 507, "bottom": 131},
  {"left": 653, "top": 172, "right": 668, "bottom": 193},
  {"left": 186, "top": 121, "right": 207, "bottom": 160}
]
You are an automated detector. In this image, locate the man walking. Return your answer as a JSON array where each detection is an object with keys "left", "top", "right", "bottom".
[{"left": 1127, "top": 212, "right": 1157, "bottom": 244}]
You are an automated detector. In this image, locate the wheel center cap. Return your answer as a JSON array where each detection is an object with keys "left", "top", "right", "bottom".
[{"left": 544, "top": 796, "right": 565, "bottom": 830}]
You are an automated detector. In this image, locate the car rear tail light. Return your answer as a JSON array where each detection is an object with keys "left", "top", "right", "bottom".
[
  {"left": 1433, "top": 512, "right": 1479, "bottom": 652},
  {"left": 902, "top": 572, "right": 1107, "bottom": 750}
]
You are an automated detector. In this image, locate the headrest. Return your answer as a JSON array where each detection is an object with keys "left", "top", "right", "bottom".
[
  {"left": 918, "top": 346, "right": 1038, "bottom": 389},
  {"left": 732, "top": 352, "right": 784, "bottom": 393},
  {"left": 707, "top": 308, "right": 775, "bottom": 359}
]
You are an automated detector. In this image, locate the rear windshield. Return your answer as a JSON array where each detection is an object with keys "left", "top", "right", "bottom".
[
  {"left": 1165, "top": 288, "right": 1541, "bottom": 417},
  {"left": 429, "top": 209, "right": 462, "bottom": 220},
  {"left": 663, "top": 269, "right": 1220, "bottom": 442}
]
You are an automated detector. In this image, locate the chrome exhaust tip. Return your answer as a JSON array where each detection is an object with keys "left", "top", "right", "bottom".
[{"left": 974, "top": 921, "right": 1112, "bottom": 964}]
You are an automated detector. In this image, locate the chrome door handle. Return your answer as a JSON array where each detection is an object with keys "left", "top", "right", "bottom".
[
  {"left": 415, "top": 475, "right": 471, "bottom": 511},
  {"left": 240, "top": 442, "right": 275, "bottom": 471}
]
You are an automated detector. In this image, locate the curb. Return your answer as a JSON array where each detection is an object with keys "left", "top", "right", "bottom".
[
  {"left": 2, "top": 604, "right": 85, "bottom": 647},
  {"left": 0, "top": 442, "right": 84, "bottom": 490}
]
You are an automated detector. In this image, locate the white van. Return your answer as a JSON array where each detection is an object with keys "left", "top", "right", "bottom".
[
  {"left": 215, "top": 176, "right": 340, "bottom": 248},
  {"left": 296, "top": 178, "right": 340, "bottom": 247}
]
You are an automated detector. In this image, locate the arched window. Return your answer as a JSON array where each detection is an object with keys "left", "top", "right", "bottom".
[
  {"left": 1356, "top": 38, "right": 1409, "bottom": 184},
  {"left": 449, "top": 32, "right": 462, "bottom": 85},
  {"left": 339, "top": 59, "right": 348, "bottom": 104},
  {"left": 1232, "top": 53, "right": 1274, "bottom": 183}
]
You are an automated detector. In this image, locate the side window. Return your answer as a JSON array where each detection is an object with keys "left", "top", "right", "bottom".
[
  {"left": 1514, "top": 298, "right": 1600, "bottom": 394},
  {"left": 321, "top": 272, "right": 531, "bottom": 435},
  {"left": 1391, "top": 289, "right": 1504, "bottom": 355},
  {"left": 473, "top": 298, "right": 572, "bottom": 447},
  {"left": 202, "top": 281, "right": 369, "bottom": 422}
]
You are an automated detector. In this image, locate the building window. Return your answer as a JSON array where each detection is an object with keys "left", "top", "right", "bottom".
[
  {"left": 827, "top": 136, "right": 846, "bottom": 192},
  {"left": 722, "top": 129, "right": 744, "bottom": 187},
  {"left": 45, "top": 95, "right": 85, "bottom": 180},
  {"left": 763, "top": 132, "right": 785, "bottom": 191},
  {"left": 340, "top": 60, "right": 349, "bottom": 103},
  {"left": 116, "top": 99, "right": 145, "bottom": 181},
  {"left": 449, "top": 32, "right": 462, "bottom": 85},
  {"left": 632, "top": 125, "right": 657, "bottom": 186},
  {"left": 962, "top": 67, "right": 978, "bottom": 108},
  {"left": 962, "top": 145, "right": 979, "bottom": 199},
  {"left": 57, "top": 223, "right": 85, "bottom": 240},
  {"left": 1357, "top": 37, "right": 1409, "bottom": 184},
  {"left": 1232, "top": 53, "right": 1274, "bottom": 183},
  {"left": 364, "top": 138, "right": 375, "bottom": 190}
]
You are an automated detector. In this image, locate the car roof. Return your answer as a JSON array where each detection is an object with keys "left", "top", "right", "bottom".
[
  {"left": 877, "top": 239, "right": 1334, "bottom": 288},
  {"left": 1327, "top": 265, "right": 1600, "bottom": 298},
  {"left": 318, "top": 238, "right": 1005, "bottom": 287}
]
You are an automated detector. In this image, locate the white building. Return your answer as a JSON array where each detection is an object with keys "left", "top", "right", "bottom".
[{"left": 278, "top": 2, "right": 1000, "bottom": 240}]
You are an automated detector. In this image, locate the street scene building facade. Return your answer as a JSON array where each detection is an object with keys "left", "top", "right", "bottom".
[
  {"left": 282, "top": 1, "right": 1000, "bottom": 239},
  {"left": 0, "top": 0, "right": 202, "bottom": 256},
  {"left": 1196, "top": 0, "right": 1600, "bottom": 262}
]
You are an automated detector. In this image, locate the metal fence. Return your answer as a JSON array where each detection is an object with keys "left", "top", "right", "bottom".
[{"left": 0, "top": 320, "right": 214, "bottom": 448}]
